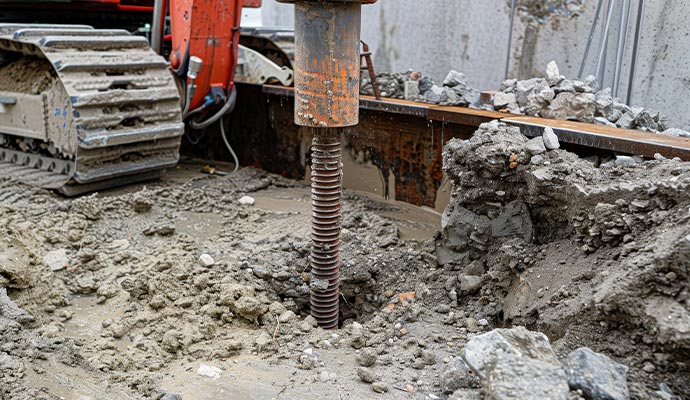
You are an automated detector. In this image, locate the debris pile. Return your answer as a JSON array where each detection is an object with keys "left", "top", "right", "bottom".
[
  {"left": 1, "top": 125, "right": 689, "bottom": 398},
  {"left": 461, "top": 327, "right": 629, "bottom": 400},
  {"left": 362, "top": 62, "right": 690, "bottom": 137},
  {"left": 438, "top": 120, "right": 690, "bottom": 398},
  {"left": 361, "top": 70, "right": 481, "bottom": 107},
  {"left": 493, "top": 61, "right": 690, "bottom": 137}
]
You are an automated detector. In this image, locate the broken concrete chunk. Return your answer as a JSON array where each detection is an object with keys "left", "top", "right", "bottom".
[
  {"left": 425, "top": 88, "right": 443, "bottom": 103},
  {"left": 44, "top": 249, "right": 68, "bottom": 271},
  {"left": 545, "top": 61, "right": 563, "bottom": 86},
  {"left": 486, "top": 351, "right": 570, "bottom": 400},
  {"left": 254, "top": 331, "right": 272, "bottom": 348},
  {"left": 199, "top": 254, "right": 215, "bottom": 267},
  {"left": 197, "top": 364, "right": 222, "bottom": 379},
  {"left": 356, "top": 347, "right": 378, "bottom": 367},
  {"left": 543, "top": 127, "right": 560, "bottom": 150},
  {"left": 614, "top": 155, "right": 643, "bottom": 166},
  {"left": 404, "top": 80, "right": 420, "bottom": 100},
  {"left": 371, "top": 382, "right": 389, "bottom": 393},
  {"left": 574, "top": 77, "right": 597, "bottom": 93},
  {"left": 440, "top": 357, "right": 480, "bottom": 394},
  {"left": 561, "top": 347, "right": 630, "bottom": 400},
  {"left": 553, "top": 79, "right": 576, "bottom": 94},
  {"left": 442, "top": 86, "right": 467, "bottom": 106},
  {"left": 595, "top": 88, "right": 614, "bottom": 119},
  {"left": 616, "top": 112, "right": 635, "bottom": 130},
  {"left": 443, "top": 70, "right": 468, "bottom": 88},
  {"left": 493, "top": 92, "right": 517, "bottom": 109},
  {"left": 462, "top": 326, "right": 559, "bottom": 379},
  {"left": 542, "top": 92, "right": 596, "bottom": 122},
  {"left": 418, "top": 76, "right": 433, "bottom": 94},
  {"left": 435, "top": 246, "right": 468, "bottom": 266},
  {"left": 633, "top": 109, "right": 660, "bottom": 132},
  {"left": 441, "top": 206, "right": 491, "bottom": 253},
  {"left": 583, "top": 75, "right": 599, "bottom": 92},
  {"left": 519, "top": 79, "right": 554, "bottom": 115},
  {"left": 525, "top": 136, "right": 547, "bottom": 155},
  {"left": 516, "top": 78, "right": 547, "bottom": 107},
  {"left": 501, "top": 79, "right": 517, "bottom": 93}
]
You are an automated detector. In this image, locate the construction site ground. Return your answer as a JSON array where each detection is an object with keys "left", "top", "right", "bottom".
[{"left": 1, "top": 123, "right": 689, "bottom": 400}]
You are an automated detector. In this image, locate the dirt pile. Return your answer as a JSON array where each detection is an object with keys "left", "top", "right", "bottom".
[
  {"left": 438, "top": 120, "right": 690, "bottom": 398},
  {"left": 0, "top": 168, "right": 464, "bottom": 399},
  {"left": 1, "top": 143, "right": 688, "bottom": 399}
]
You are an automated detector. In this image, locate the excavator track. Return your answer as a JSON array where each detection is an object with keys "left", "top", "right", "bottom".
[{"left": 0, "top": 24, "right": 183, "bottom": 195}]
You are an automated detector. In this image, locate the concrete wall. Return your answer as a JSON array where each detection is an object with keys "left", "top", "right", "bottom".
[{"left": 259, "top": 0, "right": 690, "bottom": 130}]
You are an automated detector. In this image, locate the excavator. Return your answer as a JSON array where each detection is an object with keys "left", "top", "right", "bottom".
[{"left": 0, "top": 0, "right": 292, "bottom": 195}]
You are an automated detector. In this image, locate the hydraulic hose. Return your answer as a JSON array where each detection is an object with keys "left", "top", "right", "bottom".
[
  {"left": 189, "top": 86, "right": 237, "bottom": 130},
  {"left": 220, "top": 117, "right": 240, "bottom": 173}
]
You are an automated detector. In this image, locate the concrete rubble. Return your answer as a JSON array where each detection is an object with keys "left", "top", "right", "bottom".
[
  {"left": 361, "top": 69, "right": 481, "bottom": 107},
  {"left": 493, "top": 61, "right": 690, "bottom": 137},
  {"left": 362, "top": 62, "right": 690, "bottom": 137}
]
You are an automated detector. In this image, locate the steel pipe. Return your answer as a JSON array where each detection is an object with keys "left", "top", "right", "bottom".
[
  {"left": 505, "top": 0, "right": 517, "bottom": 79},
  {"left": 151, "top": 0, "right": 165, "bottom": 54},
  {"left": 627, "top": 0, "right": 645, "bottom": 105},
  {"left": 579, "top": 0, "right": 605, "bottom": 78},
  {"left": 596, "top": 0, "right": 617, "bottom": 88}
]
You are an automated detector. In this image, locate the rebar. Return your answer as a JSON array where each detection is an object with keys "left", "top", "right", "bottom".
[{"left": 309, "top": 128, "right": 343, "bottom": 330}]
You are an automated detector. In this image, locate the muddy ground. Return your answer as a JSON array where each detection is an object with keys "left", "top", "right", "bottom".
[{"left": 1, "top": 123, "right": 689, "bottom": 399}]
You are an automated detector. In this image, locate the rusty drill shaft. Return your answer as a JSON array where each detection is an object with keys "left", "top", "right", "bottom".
[
  {"left": 278, "top": 0, "right": 376, "bottom": 329},
  {"left": 309, "top": 128, "right": 343, "bottom": 329}
]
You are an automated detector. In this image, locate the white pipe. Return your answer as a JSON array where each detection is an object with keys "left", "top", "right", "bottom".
[{"left": 151, "top": 0, "right": 165, "bottom": 54}]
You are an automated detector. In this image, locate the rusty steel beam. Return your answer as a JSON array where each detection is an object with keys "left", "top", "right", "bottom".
[
  {"left": 262, "top": 84, "right": 690, "bottom": 161},
  {"left": 503, "top": 116, "right": 690, "bottom": 161}
]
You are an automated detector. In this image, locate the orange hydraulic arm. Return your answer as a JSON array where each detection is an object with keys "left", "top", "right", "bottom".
[{"left": 154, "top": 0, "right": 261, "bottom": 118}]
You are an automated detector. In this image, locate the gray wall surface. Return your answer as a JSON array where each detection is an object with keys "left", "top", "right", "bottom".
[{"left": 260, "top": 0, "right": 690, "bottom": 130}]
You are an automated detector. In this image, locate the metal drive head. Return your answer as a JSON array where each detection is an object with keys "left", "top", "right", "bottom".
[
  {"left": 276, "top": 0, "right": 377, "bottom": 128},
  {"left": 277, "top": 0, "right": 376, "bottom": 3}
]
